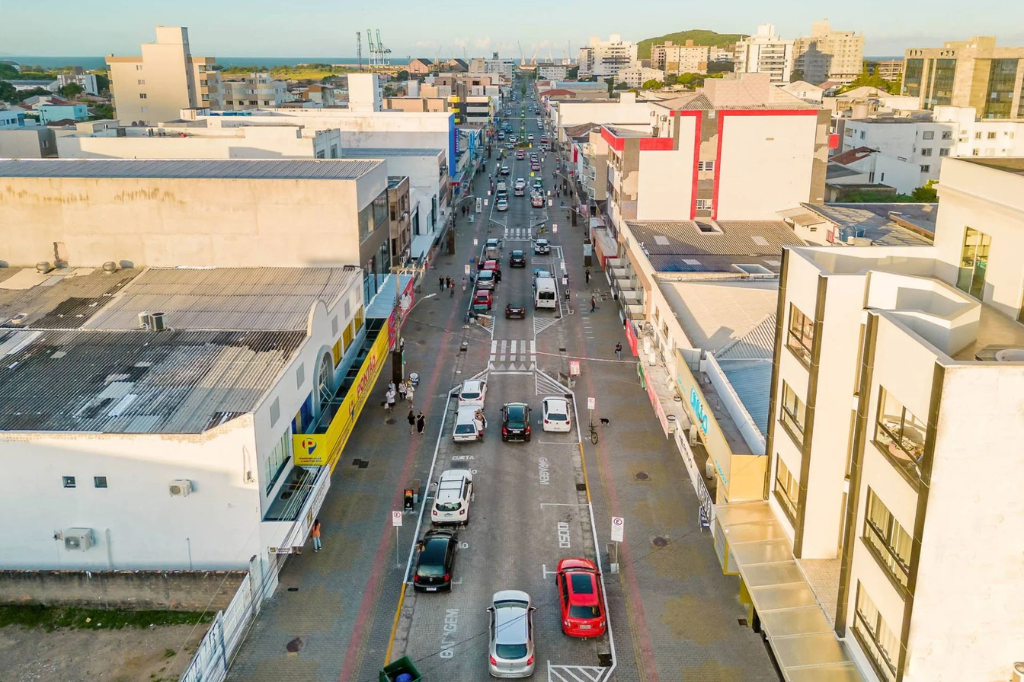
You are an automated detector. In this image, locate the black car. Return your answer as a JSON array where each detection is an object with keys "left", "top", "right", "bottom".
[
  {"left": 502, "top": 402, "right": 532, "bottom": 442},
  {"left": 509, "top": 250, "right": 526, "bottom": 267},
  {"left": 506, "top": 302, "right": 526, "bottom": 319},
  {"left": 413, "top": 529, "right": 458, "bottom": 592}
]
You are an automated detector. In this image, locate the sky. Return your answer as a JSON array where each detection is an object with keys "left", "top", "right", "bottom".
[{"left": 1, "top": 0, "right": 1022, "bottom": 58}]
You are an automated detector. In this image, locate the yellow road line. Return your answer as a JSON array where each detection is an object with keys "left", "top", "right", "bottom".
[{"left": 384, "top": 582, "right": 408, "bottom": 665}]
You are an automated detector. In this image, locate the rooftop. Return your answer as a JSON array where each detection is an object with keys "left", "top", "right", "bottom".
[
  {"left": 803, "top": 203, "right": 936, "bottom": 245},
  {"left": 0, "top": 158, "right": 382, "bottom": 181},
  {"left": 829, "top": 146, "right": 876, "bottom": 165},
  {"left": 962, "top": 157, "right": 1024, "bottom": 177},
  {"left": 0, "top": 266, "right": 359, "bottom": 434},
  {"left": 657, "top": 279, "right": 779, "bottom": 354},
  {"left": 339, "top": 147, "right": 445, "bottom": 158},
  {"left": 826, "top": 163, "right": 864, "bottom": 181}
]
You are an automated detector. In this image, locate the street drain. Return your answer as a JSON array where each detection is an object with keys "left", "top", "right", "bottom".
[
  {"left": 358, "top": 460, "right": 370, "bottom": 469},
  {"left": 635, "top": 471, "right": 649, "bottom": 481},
  {"left": 352, "top": 459, "right": 363, "bottom": 467},
  {"left": 575, "top": 482, "right": 587, "bottom": 492},
  {"left": 598, "top": 652, "right": 613, "bottom": 667},
  {"left": 285, "top": 637, "right": 304, "bottom": 653},
  {"left": 738, "top": 618, "right": 749, "bottom": 627},
  {"left": 652, "top": 536, "right": 669, "bottom": 547},
  {"left": 287, "top": 587, "right": 298, "bottom": 592}
]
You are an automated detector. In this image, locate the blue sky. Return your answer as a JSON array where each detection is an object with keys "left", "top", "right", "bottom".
[{"left": 1, "top": 0, "right": 1021, "bottom": 58}]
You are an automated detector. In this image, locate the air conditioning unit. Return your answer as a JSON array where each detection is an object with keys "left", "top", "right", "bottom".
[
  {"left": 64, "top": 528, "right": 94, "bottom": 551},
  {"left": 705, "top": 458, "right": 716, "bottom": 480},
  {"left": 688, "top": 425, "right": 699, "bottom": 446},
  {"left": 169, "top": 479, "right": 193, "bottom": 497}
]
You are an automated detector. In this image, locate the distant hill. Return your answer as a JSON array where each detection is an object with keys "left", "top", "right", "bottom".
[{"left": 636, "top": 29, "right": 747, "bottom": 60}]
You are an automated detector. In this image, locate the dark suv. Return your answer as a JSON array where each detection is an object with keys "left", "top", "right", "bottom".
[
  {"left": 501, "top": 403, "right": 532, "bottom": 442},
  {"left": 413, "top": 529, "right": 458, "bottom": 592},
  {"left": 509, "top": 250, "right": 526, "bottom": 267}
]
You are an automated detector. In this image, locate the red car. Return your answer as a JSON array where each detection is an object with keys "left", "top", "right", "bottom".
[
  {"left": 478, "top": 259, "right": 502, "bottom": 281},
  {"left": 473, "top": 289, "right": 493, "bottom": 311},
  {"left": 555, "top": 558, "right": 606, "bottom": 637},
  {"left": 515, "top": 150, "right": 526, "bottom": 160}
]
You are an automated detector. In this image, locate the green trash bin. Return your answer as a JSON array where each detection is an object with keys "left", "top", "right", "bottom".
[{"left": 379, "top": 655, "right": 422, "bottom": 682}]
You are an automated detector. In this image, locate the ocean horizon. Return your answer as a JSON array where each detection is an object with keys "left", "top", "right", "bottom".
[{"left": 2, "top": 56, "right": 413, "bottom": 70}]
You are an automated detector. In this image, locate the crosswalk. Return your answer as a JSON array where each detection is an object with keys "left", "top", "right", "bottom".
[
  {"left": 504, "top": 226, "right": 533, "bottom": 241},
  {"left": 488, "top": 338, "right": 536, "bottom": 371}
]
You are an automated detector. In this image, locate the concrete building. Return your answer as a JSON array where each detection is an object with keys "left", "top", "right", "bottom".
[
  {"left": 347, "top": 73, "right": 382, "bottom": 113},
  {"left": 903, "top": 36, "right": 1024, "bottom": 117},
  {"left": 106, "top": 26, "right": 221, "bottom": 125},
  {"left": 618, "top": 66, "right": 666, "bottom": 89},
  {"left": 220, "top": 72, "right": 290, "bottom": 110},
  {"left": 407, "top": 58, "right": 434, "bottom": 75},
  {"left": 56, "top": 72, "right": 100, "bottom": 96},
  {"left": 386, "top": 175, "right": 413, "bottom": 264},
  {"left": 651, "top": 41, "right": 712, "bottom": 76},
  {"left": 537, "top": 64, "right": 569, "bottom": 81},
  {"left": 734, "top": 24, "right": 795, "bottom": 84},
  {"left": 578, "top": 35, "right": 639, "bottom": 80},
  {"left": 874, "top": 59, "right": 904, "bottom": 82},
  {"left": 780, "top": 80, "right": 825, "bottom": 103},
  {"left": 794, "top": 19, "right": 865, "bottom": 84},
  {"left": 0, "top": 108, "right": 26, "bottom": 128},
  {"left": 550, "top": 92, "right": 653, "bottom": 144},
  {"left": 728, "top": 156, "right": 1024, "bottom": 682},
  {"left": 0, "top": 125, "right": 57, "bottom": 158},
  {"left": 468, "top": 55, "right": 516, "bottom": 80},
  {"left": 37, "top": 103, "right": 89, "bottom": 124}
]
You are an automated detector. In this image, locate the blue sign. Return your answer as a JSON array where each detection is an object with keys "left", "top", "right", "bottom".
[{"left": 689, "top": 387, "right": 710, "bottom": 435}]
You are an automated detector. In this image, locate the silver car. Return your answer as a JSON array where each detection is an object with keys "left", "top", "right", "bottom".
[
  {"left": 487, "top": 590, "right": 535, "bottom": 678},
  {"left": 477, "top": 270, "right": 497, "bottom": 290}
]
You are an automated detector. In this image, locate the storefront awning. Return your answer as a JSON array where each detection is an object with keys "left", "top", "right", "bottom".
[{"left": 714, "top": 502, "right": 869, "bottom": 682}]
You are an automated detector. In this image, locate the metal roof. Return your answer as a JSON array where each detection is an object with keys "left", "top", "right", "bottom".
[
  {"left": 0, "top": 158, "right": 383, "bottom": 180},
  {"left": 716, "top": 314, "right": 777, "bottom": 361},
  {"left": 340, "top": 148, "right": 444, "bottom": 158},
  {"left": 718, "top": 360, "right": 773, "bottom": 438},
  {"left": 628, "top": 220, "right": 805, "bottom": 257},
  {"left": 657, "top": 280, "right": 779, "bottom": 353}
]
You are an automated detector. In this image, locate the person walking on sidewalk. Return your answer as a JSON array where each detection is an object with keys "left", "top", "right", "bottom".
[
  {"left": 397, "top": 380, "right": 407, "bottom": 402},
  {"left": 585, "top": 269, "right": 591, "bottom": 286},
  {"left": 386, "top": 388, "right": 397, "bottom": 414},
  {"left": 416, "top": 411, "right": 426, "bottom": 434},
  {"left": 439, "top": 276, "right": 445, "bottom": 292},
  {"left": 311, "top": 519, "right": 322, "bottom": 553},
  {"left": 615, "top": 342, "right": 622, "bottom": 360},
  {"left": 590, "top": 296, "right": 596, "bottom": 313},
  {"left": 406, "top": 383, "right": 415, "bottom": 409},
  {"left": 407, "top": 409, "right": 416, "bottom": 434}
]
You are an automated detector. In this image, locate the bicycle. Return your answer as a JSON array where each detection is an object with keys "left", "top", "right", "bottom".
[{"left": 588, "top": 420, "right": 599, "bottom": 445}]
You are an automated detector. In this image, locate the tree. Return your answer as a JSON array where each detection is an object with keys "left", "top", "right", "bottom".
[
  {"left": 706, "top": 60, "right": 733, "bottom": 74},
  {"left": 91, "top": 103, "right": 115, "bottom": 120},
  {"left": 614, "top": 82, "right": 630, "bottom": 90},
  {"left": 93, "top": 73, "right": 110, "bottom": 93},
  {"left": 396, "top": 70, "right": 409, "bottom": 81},
  {"left": 790, "top": 70, "right": 804, "bottom": 83},
  {"left": 911, "top": 181, "right": 938, "bottom": 202},
  {"left": 567, "top": 66, "right": 579, "bottom": 79},
  {"left": 606, "top": 77, "right": 614, "bottom": 97},
  {"left": 663, "top": 74, "right": 678, "bottom": 86},
  {"left": 837, "top": 67, "right": 899, "bottom": 95},
  {"left": 60, "top": 82, "right": 84, "bottom": 99},
  {"left": 16, "top": 87, "right": 52, "bottom": 102},
  {"left": 642, "top": 79, "right": 663, "bottom": 90},
  {"left": 0, "top": 80, "right": 17, "bottom": 103}
]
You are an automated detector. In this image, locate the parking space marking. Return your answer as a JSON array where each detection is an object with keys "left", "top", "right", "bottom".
[
  {"left": 547, "top": 662, "right": 608, "bottom": 682},
  {"left": 542, "top": 564, "right": 557, "bottom": 579}
]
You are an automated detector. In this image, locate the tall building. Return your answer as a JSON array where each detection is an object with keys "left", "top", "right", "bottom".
[
  {"left": 219, "top": 72, "right": 289, "bottom": 110},
  {"left": 903, "top": 36, "right": 1024, "bottom": 118},
  {"left": 734, "top": 24, "right": 795, "bottom": 84},
  {"left": 874, "top": 59, "right": 904, "bottom": 82},
  {"left": 794, "top": 19, "right": 864, "bottom": 84},
  {"left": 578, "top": 35, "right": 638, "bottom": 80},
  {"left": 106, "top": 26, "right": 220, "bottom": 125},
  {"left": 651, "top": 40, "right": 712, "bottom": 76}
]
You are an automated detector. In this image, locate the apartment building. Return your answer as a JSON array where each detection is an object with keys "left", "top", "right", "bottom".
[
  {"left": 468, "top": 55, "right": 516, "bottom": 80},
  {"left": 56, "top": 71, "right": 100, "bottom": 96},
  {"left": 106, "top": 26, "right": 220, "bottom": 125},
  {"left": 874, "top": 59, "right": 904, "bottom": 82},
  {"left": 794, "top": 19, "right": 864, "bottom": 84},
  {"left": 536, "top": 64, "right": 568, "bottom": 81},
  {"left": 220, "top": 72, "right": 290, "bottom": 110},
  {"left": 578, "top": 35, "right": 639, "bottom": 79},
  {"left": 386, "top": 175, "right": 412, "bottom": 264},
  {"left": 651, "top": 40, "right": 712, "bottom": 76},
  {"left": 740, "top": 156, "right": 1024, "bottom": 682},
  {"left": 903, "top": 36, "right": 1024, "bottom": 117},
  {"left": 618, "top": 66, "right": 665, "bottom": 88},
  {"left": 734, "top": 24, "right": 795, "bottom": 84}
]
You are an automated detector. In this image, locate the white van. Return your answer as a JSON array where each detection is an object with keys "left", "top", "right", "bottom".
[{"left": 534, "top": 277, "right": 556, "bottom": 310}]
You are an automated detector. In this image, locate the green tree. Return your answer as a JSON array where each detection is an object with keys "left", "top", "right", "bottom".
[
  {"left": 16, "top": 87, "right": 52, "bottom": 102},
  {"left": 567, "top": 66, "right": 579, "bottom": 79},
  {"left": 911, "top": 181, "right": 938, "bottom": 202},
  {"left": 93, "top": 73, "right": 110, "bottom": 92},
  {"left": 60, "top": 82, "right": 84, "bottom": 99},
  {"left": 837, "top": 67, "right": 899, "bottom": 95},
  {"left": 790, "top": 70, "right": 804, "bottom": 83},
  {"left": 706, "top": 60, "right": 734, "bottom": 74},
  {"left": 614, "top": 82, "right": 630, "bottom": 90},
  {"left": 396, "top": 70, "right": 410, "bottom": 81},
  {"left": 606, "top": 77, "right": 614, "bottom": 97},
  {"left": 642, "top": 79, "right": 663, "bottom": 90},
  {"left": 663, "top": 74, "right": 678, "bottom": 86},
  {"left": 0, "top": 80, "right": 17, "bottom": 103},
  {"left": 91, "top": 103, "right": 115, "bottom": 120}
]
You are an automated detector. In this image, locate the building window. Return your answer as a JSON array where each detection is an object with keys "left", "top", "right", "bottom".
[
  {"left": 975, "top": 131, "right": 982, "bottom": 140},
  {"left": 921, "top": 130, "right": 934, "bottom": 140},
  {"left": 773, "top": 458, "right": 799, "bottom": 525},
  {"left": 94, "top": 476, "right": 108, "bottom": 489},
  {"left": 137, "top": 79, "right": 145, "bottom": 85},
  {"left": 373, "top": 190, "right": 388, "bottom": 227},
  {"left": 265, "top": 429, "right": 292, "bottom": 495},
  {"left": 695, "top": 198, "right": 712, "bottom": 210},
  {"left": 786, "top": 303, "right": 814, "bottom": 367},
  {"left": 315, "top": 150, "right": 326, "bottom": 159},
  {"left": 983, "top": 58, "right": 1019, "bottom": 119},
  {"left": 780, "top": 381, "right": 807, "bottom": 446},
  {"left": 938, "top": 148, "right": 949, "bottom": 157},
  {"left": 863, "top": 488, "right": 912, "bottom": 589},
  {"left": 697, "top": 160, "right": 715, "bottom": 172},
  {"left": 920, "top": 165, "right": 930, "bottom": 172},
  {"left": 859, "top": 131, "right": 865, "bottom": 139},
  {"left": 956, "top": 227, "right": 991, "bottom": 299},
  {"left": 62, "top": 476, "right": 76, "bottom": 489},
  {"left": 853, "top": 583, "right": 900, "bottom": 682},
  {"left": 972, "top": 148, "right": 980, "bottom": 156},
  {"left": 987, "top": 131, "right": 997, "bottom": 139},
  {"left": 927, "top": 58, "right": 956, "bottom": 109},
  {"left": 919, "top": 147, "right": 932, "bottom": 157},
  {"left": 941, "top": 130, "right": 952, "bottom": 140},
  {"left": 875, "top": 387, "right": 927, "bottom": 481},
  {"left": 139, "top": 93, "right": 147, "bottom": 99}
]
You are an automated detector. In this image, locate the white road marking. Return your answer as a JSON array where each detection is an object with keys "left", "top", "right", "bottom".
[
  {"left": 542, "top": 564, "right": 557, "bottom": 579},
  {"left": 547, "top": 663, "right": 608, "bottom": 682}
]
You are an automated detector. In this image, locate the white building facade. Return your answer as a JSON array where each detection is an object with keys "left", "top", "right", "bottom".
[
  {"left": 734, "top": 24, "right": 795, "bottom": 84},
  {"left": 220, "top": 72, "right": 290, "bottom": 110},
  {"left": 578, "top": 35, "right": 639, "bottom": 79}
]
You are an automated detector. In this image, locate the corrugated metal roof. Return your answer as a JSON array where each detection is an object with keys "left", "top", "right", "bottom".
[
  {"left": 340, "top": 147, "right": 444, "bottom": 158},
  {"left": 0, "top": 158, "right": 382, "bottom": 180},
  {"left": 1, "top": 268, "right": 144, "bottom": 330},
  {"left": 718, "top": 360, "right": 773, "bottom": 438},
  {"left": 0, "top": 328, "right": 303, "bottom": 433},
  {"left": 658, "top": 280, "right": 779, "bottom": 353},
  {"left": 716, "top": 314, "right": 777, "bottom": 360},
  {"left": 628, "top": 220, "right": 804, "bottom": 257}
]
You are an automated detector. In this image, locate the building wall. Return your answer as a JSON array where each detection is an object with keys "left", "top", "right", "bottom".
[
  {"left": 0, "top": 169, "right": 386, "bottom": 268},
  {"left": 55, "top": 127, "right": 337, "bottom": 160},
  {"left": 0, "top": 128, "right": 56, "bottom": 158},
  {"left": 554, "top": 97, "right": 652, "bottom": 141}
]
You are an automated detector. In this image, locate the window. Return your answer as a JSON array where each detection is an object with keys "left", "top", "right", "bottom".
[
  {"left": 137, "top": 79, "right": 145, "bottom": 85},
  {"left": 845, "top": 129, "right": 853, "bottom": 138},
  {"left": 875, "top": 387, "right": 927, "bottom": 480},
  {"left": 920, "top": 165, "right": 930, "bottom": 172},
  {"left": 139, "top": 93, "right": 147, "bottom": 99},
  {"left": 863, "top": 488, "right": 913, "bottom": 588},
  {"left": 264, "top": 429, "right": 292, "bottom": 495},
  {"left": 373, "top": 190, "right": 388, "bottom": 227},
  {"left": 774, "top": 458, "right": 799, "bottom": 524},
  {"left": 986, "top": 131, "right": 996, "bottom": 139},
  {"left": 975, "top": 131, "right": 982, "bottom": 140},
  {"left": 941, "top": 130, "right": 952, "bottom": 140},
  {"left": 315, "top": 150, "right": 326, "bottom": 159},
  {"left": 955, "top": 227, "right": 991, "bottom": 299},
  {"left": 972, "top": 148, "right": 980, "bottom": 156},
  {"left": 921, "top": 130, "right": 934, "bottom": 140},
  {"left": 696, "top": 198, "right": 712, "bottom": 210},
  {"left": 697, "top": 160, "right": 715, "bottom": 172},
  {"left": 780, "top": 382, "right": 807, "bottom": 446},
  {"left": 919, "top": 147, "right": 932, "bottom": 157},
  {"left": 91, "top": 476, "right": 108, "bottom": 489},
  {"left": 62, "top": 476, "right": 76, "bottom": 489},
  {"left": 853, "top": 583, "right": 900, "bottom": 682},
  {"left": 786, "top": 303, "right": 814, "bottom": 367},
  {"left": 859, "top": 130, "right": 865, "bottom": 139},
  {"left": 938, "top": 148, "right": 949, "bottom": 157}
]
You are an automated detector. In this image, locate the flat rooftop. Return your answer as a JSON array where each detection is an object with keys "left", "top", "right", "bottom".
[
  {"left": 0, "top": 266, "right": 360, "bottom": 434},
  {"left": 798, "top": 203, "right": 935, "bottom": 246},
  {"left": 340, "top": 147, "right": 444, "bottom": 158},
  {"left": 0, "top": 158, "right": 382, "bottom": 180},
  {"left": 962, "top": 157, "right": 1024, "bottom": 176}
]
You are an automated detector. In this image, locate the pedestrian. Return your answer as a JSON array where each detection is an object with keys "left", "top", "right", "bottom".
[
  {"left": 386, "top": 388, "right": 396, "bottom": 413},
  {"left": 406, "top": 383, "right": 415, "bottom": 408},
  {"left": 311, "top": 519, "right": 322, "bottom": 553},
  {"left": 590, "top": 296, "right": 596, "bottom": 313},
  {"left": 388, "top": 380, "right": 396, "bottom": 394},
  {"left": 439, "top": 276, "right": 445, "bottom": 292},
  {"left": 416, "top": 411, "right": 426, "bottom": 434},
  {"left": 407, "top": 409, "right": 416, "bottom": 434},
  {"left": 473, "top": 415, "right": 484, "bottom": 441},
  {"left": 585, "top": 269, "right": 591, "bottom": 286},
  {"left": 615, "top": 342, "right": 622, "bottom": 361},
  {"left": 398, "top": 380, "right": 407, "bottom": 401},
  {"left": 450, "top": 282, "right": 455, "bottom": 298}
]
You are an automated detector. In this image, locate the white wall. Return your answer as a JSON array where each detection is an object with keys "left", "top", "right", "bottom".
[
  {"left": 636, "top": 140, "right": 695, "bottom": 221},
  {"left": 55, "top": 127, "right": 338, "bottom": 160},
  {"left": 556, "top": 99, "right": 653, "bottom": 141}
]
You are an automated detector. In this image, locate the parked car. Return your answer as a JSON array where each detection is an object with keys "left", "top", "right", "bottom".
[
  {"left": 531, "top": 193, "right": 544, "bottom": 208},
  {"left": 540, "top": 137, "right": 549, "bottom": 145},
  {"left": 501, "top": 402, "right": 532, "bottom": 442},
  {"left": 413, "top": 529, "right": 458, "bottom": 592},
  {"left": 542, "top": 396, "right": 571, "bottom": 432},
  {"left": 477, "top": 270, "right": 497, "bottom": 290},
  {"left": 487, "top": 590, "right": 536, "bottom": 678},
  {"left": 505, "top": 142, "right": 514, "bottom": 149},
  {"left": 505, "top": 302, "right": 526, "bottom": 319},
  {"left": 473, "top": 289, "right": 493, "bottom": 312},
  {"left": 480, "top": 259, "right": 502, "bottom": 281},
  {"left": 532, "top": 178, "right": 543, "bottom": 191},
  {"left": 531, "top": 268, "right": 552, "bottom": 284},
  {"left": 431, "top": 469, "right": 473, "bottom": 526},
  {"left": 555, "top": 558, "right": 606, "bottom": 637},
  {"left": 453, "top": 406, "right": 484, "bottom": 442},
  {"left": 527, "top": 134, "right": 534, "bottom": 142},
  {"left": 513, "top": 179, "right": 526, "bottom": 196},
  {"left": 533, "top": 239, "right": 550, "bottom": 255},
  {"left": 509, "top": 250, "right": 526, "bottom": 267},
  {"left": 458, "top": 379, "right": 488, "bottom": 407},
  {"left": 496, "top": 198, "right": 509, "bottom": 212}
]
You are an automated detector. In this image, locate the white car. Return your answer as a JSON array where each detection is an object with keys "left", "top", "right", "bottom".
[
  {"left": 496, "top": 198, "right": 509, "bottom": 212},
  {"left": 431, "top": 469, "right": 473, "bottom": 526},
  {"left": 453, "top": 406, "right": 484, "bottom": 442},
  {"left": 487, "top": 590, "right": 536, "bottom": 678},
  {"left": 458, "top": 379, "right": 487, "bottom": 408},
  {"left": 542, "top": 396, "right": 571, "bottom": 432}
]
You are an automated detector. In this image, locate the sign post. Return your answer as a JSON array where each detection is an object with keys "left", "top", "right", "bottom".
[
  {"left": 609, "top": 516, "right": 624, "bottom": 573},
  {"left": 392, "top": 511, "right": 403, "bottom": 568}
]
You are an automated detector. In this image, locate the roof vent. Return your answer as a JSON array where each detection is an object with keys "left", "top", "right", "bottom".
[
  {"left": 36, "top": 261, "right": 53, "bottom": 274},
  {"left": 149, "top": 312, "right": 167, "bottom": 332},
  {"left": 102, "top": 261, "right": 118, "bottom": 273},
  {"left": 137, "top": 311, "right": 150, "bottom": 330}
]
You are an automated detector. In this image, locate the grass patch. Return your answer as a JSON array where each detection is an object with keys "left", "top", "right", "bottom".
[{"left": 0, "top": 605, "right": 214, "bottom": 632}]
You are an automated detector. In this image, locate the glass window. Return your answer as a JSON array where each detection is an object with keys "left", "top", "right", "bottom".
[
  {"left": 938, "top": 148, "right": 949, "bottom": 157},
  {"left": 773, "top": 458, "right": 799, "bottom": 524},
  {"left": 983, "top": 59, "right": 1019, "bottom": 119},
  {"left": 264, "top": 429, "right": 292, "bottom": 495},
  {"left": 922, "top": 130, "right": 934, "bottom": 140},
  {"left": 927, "top": 58, "right": 956, "bottom": 109},
  {"left": 373, "top": 190, "right": 388, "bottom": 227},
  {"left": 955, "top": 227, "right": 991, "bottom": 299},
  {"left": 920, "top": 165, "right": 930, "bottom": 173},
  {"left": 941, "top": 130, "right": 952, "bottom": 140},
  {"left": 786, "top": 303, "right": 814, "bottom": 367},
  {"left": 62, "top": 476, "right": 76, "bottom": 489},
  {"left": 780, "top": 382, "right": 807, "bottom": 445},
  {"left": 875, "top": 387, "right": 927, "bottom": 480},
  {"left": 863, "top": 488, "right": 913, "bottom": 588},
  {"left": 854, "top": 583, "right": 900, "bottom": 681},
  {"left": 920, "top": 147, "right": 932, "bottom": 157},
  {"left": 94, "top": 476, "right": 108, "bottom": 489}
]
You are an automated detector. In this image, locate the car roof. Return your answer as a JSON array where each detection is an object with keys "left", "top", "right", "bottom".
[
  {"left": 461, "top": 379, "right": 484, "bottom": 390},
  {"left": 455, "top": 407, "right": 478, "bottom": 423},
  {"left": 544, "top": 397, "right": 568, "bottom": 411},
  {"left": 478, "top": 270, "right": 494, "bottom": 278},
  {"left": 511, "top": 249, "right": 524, "bottom": 255},
  {"left": 505, "top": 402, "right": 528, "bottom": 416},
  {"left": 439, "top": 468, "right": 471, "bottom": 482}
]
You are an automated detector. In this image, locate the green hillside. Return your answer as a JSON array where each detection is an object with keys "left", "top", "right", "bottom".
[{"left": 636, "top": 29, "right": 747, "bottom": 60}]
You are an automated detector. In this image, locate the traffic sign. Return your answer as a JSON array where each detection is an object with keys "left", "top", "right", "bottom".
[
  {"left": 553, "top": 224, "right": 558, "bottom": 233},
  {"left": 392, "top": 511, "right": 403, "bottom": 527},
  {"left": 611, "top": 516, "right": 624, "bottom": 542},
  {"left": 464, "top": 264, "right": 471, "bottom": 276},
  {"left": 587, "top": 397, "right": 595, "bottom": 411},
  {"left": 569, "top": 360, "right": 580, "bottom": 376}
]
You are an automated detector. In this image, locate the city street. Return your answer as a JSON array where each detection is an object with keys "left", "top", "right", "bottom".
[{"left": 227, "top": 80, "right": 778, "bottom": 682}]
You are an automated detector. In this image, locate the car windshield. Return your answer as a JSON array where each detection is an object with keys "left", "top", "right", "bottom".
[
  {"left": 547, "top": 411, "right": 567, "bottom": 421},
  {"left": 479, "top": 272, "right": 493, "bottom": 280},
  {"left": 569, "top": 604, "right": 601, "bottom": 619},
  {"left": 462, "top": 391, "right": 480, "bottom": 400},
  {"left": 495, "top": 643, "right": 528, "bottom": 660},
  {"left": 512, "top": 251, "right": 523, "bottom": 257},
  {"left": 506, "top": 406, "right": 526, "bottom": 426}
]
